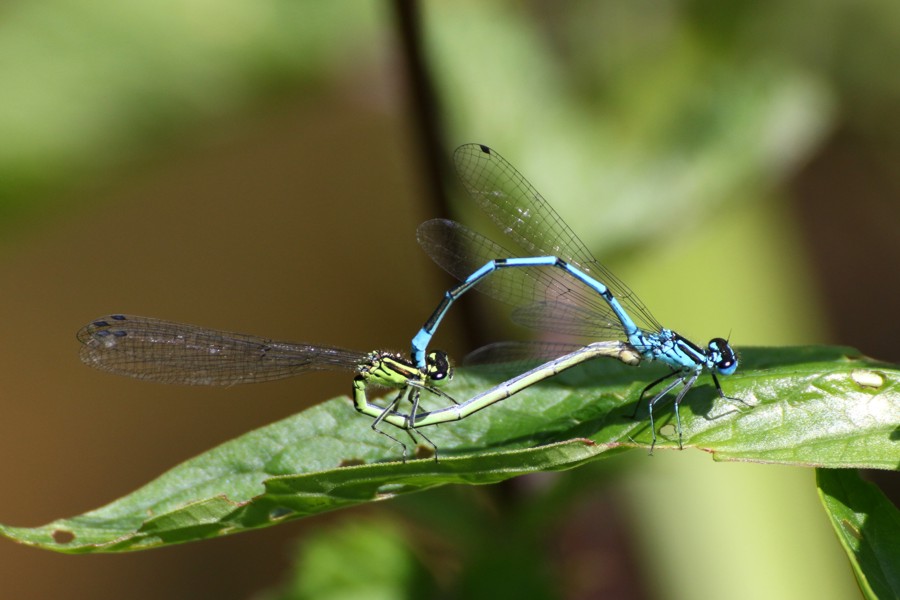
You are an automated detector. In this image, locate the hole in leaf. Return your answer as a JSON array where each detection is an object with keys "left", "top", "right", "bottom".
[
  {"left": 414, "top": 445, "right": 435, "bottom": 460},
  {"left": 52, "top": 529, "right": 75, "bottom": 544},
  {"left": 659, "top": 423, "right": 677, "bottom": 439}
]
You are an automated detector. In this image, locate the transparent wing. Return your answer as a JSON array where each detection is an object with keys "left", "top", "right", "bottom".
[
  {"left": 77, "top": 314, "right": 371, "bottom": 385},
  {"left": 417, "top": 218, "right": 626, "bottom": 337},
  {"left": 464, "top": 341, "right": 590, "bottom": 366},
  {"left": 453, "top": 143, "right": 663, "bottom": 333},
  {"left": 511, "top": 301, "right": 626, "bottom": 340}
]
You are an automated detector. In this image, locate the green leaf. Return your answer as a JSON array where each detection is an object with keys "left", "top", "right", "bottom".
[
  {"left": 1, "top": 345, "right": 897, "bottom": 553},
  {"left": 816, "top": 469, "right": 900, "bottom": 600}
]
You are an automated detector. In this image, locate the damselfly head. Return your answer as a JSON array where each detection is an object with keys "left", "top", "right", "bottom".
[
  {"left": 425, "top": 350, "right": 453, "bottom": 384},
  {"left": 708, "top": 338, "right": 738, "bottom": 375}
]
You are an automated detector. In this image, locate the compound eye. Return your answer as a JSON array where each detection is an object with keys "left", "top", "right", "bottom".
[
  {"left": 709, "top": 338, "right": 738, "bottom": 375},
  {"left": 426, "top": 350, "right": 453, "bottom": 381}
]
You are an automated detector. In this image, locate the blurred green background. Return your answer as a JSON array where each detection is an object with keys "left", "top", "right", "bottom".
[{"left": 0, "top": 1, "right": 897, "bottom": 598}]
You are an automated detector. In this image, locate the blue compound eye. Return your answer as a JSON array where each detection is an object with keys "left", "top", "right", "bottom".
[{"left": 709, "top": 338, "right": 737, "bottom": 375}]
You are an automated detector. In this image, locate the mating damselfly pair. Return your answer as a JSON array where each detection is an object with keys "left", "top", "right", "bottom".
[{"left": 77, "top": 144, "right": 744, "bottom": 459}]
